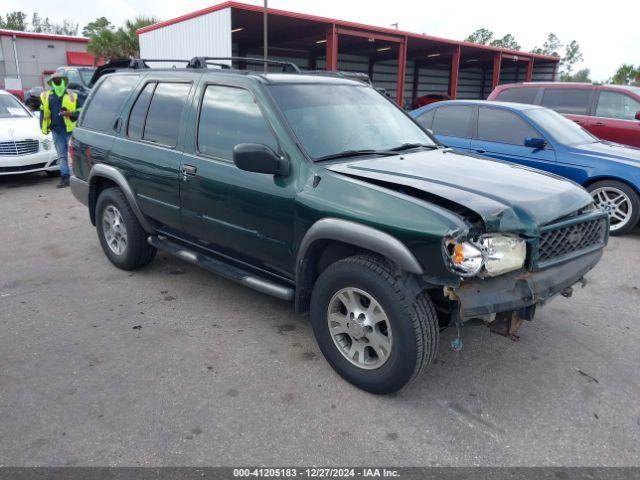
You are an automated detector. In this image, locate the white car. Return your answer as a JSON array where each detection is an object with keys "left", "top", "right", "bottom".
[{"left": 0, "top": 89, "right": 58, "bottom": 176}]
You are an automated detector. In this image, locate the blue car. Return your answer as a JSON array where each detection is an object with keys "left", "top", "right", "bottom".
[{"left": 410, "top": 100, "right": 640, "bottom": 235}]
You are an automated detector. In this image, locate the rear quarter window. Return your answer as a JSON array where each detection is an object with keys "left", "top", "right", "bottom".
[{"left": 81, "top": 75, "right": 140, "bottom": 132}]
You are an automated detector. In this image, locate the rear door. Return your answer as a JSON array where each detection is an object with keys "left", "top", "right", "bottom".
[
  {"left": 470, "top": 106, "right": 556, "bottom": 171},
  {"left": 540, "top": 87, "right": 594, "bottom": 128},
  {"left": 588, "top": 89, "right": 640, "bottom": 147},
  {"left": 110, "top": 78, "right": 195, "bottom": 231},
  {"left": 428, "top": 105, "right": 474, "bottom": 151}
]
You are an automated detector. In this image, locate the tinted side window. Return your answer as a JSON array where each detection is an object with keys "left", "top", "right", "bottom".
[
  {"left": 81, "top": 75, "right": 139, "bottom": 132},
  {"left": 415, "top": 109, "right": 435, "bottom": 130},
  {"left": 477, "top": 108, "right": 540, "bottom": 145},
  {"left": 541, "top": 88, "right": 591, "bottom": 115},
  {"left": 143, "top": 83, "right": 191, "bottom": 147},
  {"left": 595, "top": 91, "right": 640, "bottom": 121},
  {"left": 495, "top": 87, "right": 539, "bottom": 105},
  {"left": 431, "top": 106, "right": 473, "bottom": 137},
  {"left": 65, "top": 69, "right": 81, "bottom": 86},
  {"left": 127, "top": 83, "right": 155, "bottom": 140},
  {"left": 197, "top": 85, "right": 277, "bottom": 160}
]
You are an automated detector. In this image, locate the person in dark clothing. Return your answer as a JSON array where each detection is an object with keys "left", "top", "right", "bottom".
[{"left": 40, "top": 73, "right": 82, "bottom": 188}]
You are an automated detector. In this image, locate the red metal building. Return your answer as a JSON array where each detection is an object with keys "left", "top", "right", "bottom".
[{"left": 138, "top": 1, "right": 560, "bottom": 107}]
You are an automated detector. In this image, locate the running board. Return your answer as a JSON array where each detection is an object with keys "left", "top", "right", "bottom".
[{"left": 147, "top": 236, "right": 294, "bottom": 301}]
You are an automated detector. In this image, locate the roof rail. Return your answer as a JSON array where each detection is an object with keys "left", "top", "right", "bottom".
[
  {"left": 188, "top": 56, "right": 301, "bottom": 73},
  {"left": 301, "top": 70, "right": 372, "bottom": 85}
]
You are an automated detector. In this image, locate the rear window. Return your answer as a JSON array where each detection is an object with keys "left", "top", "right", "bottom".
[
  {"left": 81, "top": 75, "right": 139, "bottom": 132},
  {"left": 495, "top": 87, "right": 540, "bottom": 105},
  {"left": 541, "top": 88, "right": 592, "bottom": 115},
  {"left": 143, "top": 83, "right": 191, "bottom": 147},
  {"left": 431, "top": 106, "right": 473, "bottom": 138}
]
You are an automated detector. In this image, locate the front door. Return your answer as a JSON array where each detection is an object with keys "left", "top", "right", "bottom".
[
  {"left": 179, "top": 83, "right": 296, "bottom": 279},
  {"left": 471, "top": 107, "right": 556, "bottom": 172},
  {"left": 588, "top": 90, "right": 640, "bottom": 148}
]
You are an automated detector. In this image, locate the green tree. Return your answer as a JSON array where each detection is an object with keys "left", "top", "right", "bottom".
[
  {"left": 531, "top": 33, "right": 562, "bottom": 57},
  {"left": 465, "top": 28, "right": 494, "bottom": 45},
  {"left": 86, "top": 16, "right": 157, "bottom": 60},
  {"left": 490, "top": 34, "right": 521, "bottom": 51},
  {"left": 560, "top": 40, "right": 583, "bottom": 78},
  {"left": 561, "top": 68, "right": 591, "bottom": 83},
  {"left": 611, "top": 64, "right": 639, "bottom": 85},
  {"left": 82, "top": 17, "right": 113, "bottom": 37},
  {"left": 3, "top": 11, "right": 28, "bottom": 30},
  {"left": 31, "top": 12, "right": 42, "bottom": 32}
]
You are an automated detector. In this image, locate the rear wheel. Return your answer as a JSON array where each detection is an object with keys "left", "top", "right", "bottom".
[
  {"left": 587, "top": 180, "right": 640, "bottom": 235},
  {"left": 95, "top": 187, "right": 156, "bottom": 270},
  {"left": 310, "top": 254, "right": 438, "bottom": 394}
]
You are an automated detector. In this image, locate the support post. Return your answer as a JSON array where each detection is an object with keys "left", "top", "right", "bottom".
[
  {"left": 525, "top": 59, "right": 534, "bottom": 81},
  {"left": 448, "top": 45, "right": 461, "bottom": 99},
  {"left": 492, "top": 52, "right": 502, "bottom": 89},
  {"left": 412, "top": 60, "right": 420, "bottom": 107},
  {"left": 396, "top": 37, "right": 408, "bottom": 106},
  {"left": 263, "top": 0, "right": 268, "bottom": 73},
  {"left": 326, "top": 24, "right": 338, "bottom": 71}
]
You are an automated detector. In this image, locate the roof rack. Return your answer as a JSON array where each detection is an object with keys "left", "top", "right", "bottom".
[{"left": 187, "top": 56, "right": 301, "bottom": 73}]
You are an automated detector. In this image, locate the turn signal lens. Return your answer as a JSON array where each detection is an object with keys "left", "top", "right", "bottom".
[{"left": 447, "top": 240, "right": 484, "bottom": 276}]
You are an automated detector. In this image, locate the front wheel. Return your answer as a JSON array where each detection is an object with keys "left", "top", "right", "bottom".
[
  {"left": 587, "top": 180, "right": 640, "bottom": 236},
  {"left": 310, "top": 255, "right": 439, "bottom": 394}
]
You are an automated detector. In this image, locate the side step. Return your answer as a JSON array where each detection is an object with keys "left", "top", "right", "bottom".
[{"left": 148, "top": 236, "right": 294, "bottom": 301}]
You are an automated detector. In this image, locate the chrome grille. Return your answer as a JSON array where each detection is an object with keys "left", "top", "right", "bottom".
[
  {"left": 0, "top": 139, "right": 40, "bottom": 156},
  {"left": 539, "top": 218, "right": 606, "bottom": 264}
]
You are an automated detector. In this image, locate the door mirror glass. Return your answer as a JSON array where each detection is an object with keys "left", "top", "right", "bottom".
[
  {"left": 635, "top": 111, "right": 640, "bottom": 121},
  {"left": 233, "top": 143, "right": 289, "bottom": 176},
  {"left": 524, "top": 137, "right": 547, "bottom": 149}
]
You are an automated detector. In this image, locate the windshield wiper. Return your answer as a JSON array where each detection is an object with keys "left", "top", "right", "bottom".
[
  {"left": 315, "top": 149, "right": 398, "bottom": 162},
  {"left": 389, "top": 142, "right": 439, "bottom": 152}
]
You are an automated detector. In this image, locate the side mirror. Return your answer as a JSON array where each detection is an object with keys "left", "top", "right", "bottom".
[
  {"left": 233, "top": 143, "right": 289, "bottom": 176},
  {"left": 524, "top": 137, "right": 547, "bottom": 149},
  {"left": 635, "top": 111, "right": 640, "bottom": 121}
]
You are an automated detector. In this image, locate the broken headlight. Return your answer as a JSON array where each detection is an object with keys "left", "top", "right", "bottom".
[{"left": 445, "top": 234, "right": 526, "bottom": 277}]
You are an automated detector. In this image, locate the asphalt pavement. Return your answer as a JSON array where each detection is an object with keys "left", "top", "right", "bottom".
[{"left": 0, "top": 174, "right": 638, "bottom": 466}]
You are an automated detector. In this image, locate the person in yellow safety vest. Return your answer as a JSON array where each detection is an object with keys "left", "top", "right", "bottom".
[{"left": 40, "top": 72, "right": 82, "bottom": 188}]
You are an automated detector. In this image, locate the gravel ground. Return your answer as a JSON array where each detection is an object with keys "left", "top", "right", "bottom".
[{"left": 0, "top": 173, "right": 639, "bottom": 467}]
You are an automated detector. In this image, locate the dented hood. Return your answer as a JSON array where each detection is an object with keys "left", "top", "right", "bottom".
[{"left": 327, "top": 149, "right": 594, "bottom": 234}]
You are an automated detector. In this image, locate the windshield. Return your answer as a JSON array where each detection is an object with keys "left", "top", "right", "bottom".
[
  {"left": 268, "top": 84, "right": 436, "bottom": 160},
  {"left": 524, "top": 107, "right": 597, "bottom": 145},
  {"left": 79, "top": 68, "right": 96, "bottom": 86},
  {"left": 0, "top": 95, "right": 30, "bottom": 118}
]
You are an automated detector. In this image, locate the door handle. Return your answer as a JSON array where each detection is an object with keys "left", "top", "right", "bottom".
[
  {"left": 475, "top": 149, "right": 486, "bottom": 154},
  {"left": 573, "top": 120, "right": 585, "bottom": 125},
  {"left": 593, "top": 122, "right": 605, "bottom": 126},
  {"left": 182, "top": 165, "right": 197, "bottom": 175}
]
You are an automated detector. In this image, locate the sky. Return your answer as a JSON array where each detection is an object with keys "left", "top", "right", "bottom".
[{"left": 3, "top": 0, "right": 638, "bottom": 81}]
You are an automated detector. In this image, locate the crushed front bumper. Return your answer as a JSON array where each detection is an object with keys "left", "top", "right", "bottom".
[{"left": 449, "top": 249, "right": 603, "bottom": 319}]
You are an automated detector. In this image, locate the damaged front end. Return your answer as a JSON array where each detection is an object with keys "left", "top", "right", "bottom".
[{"left": 440, "top": 209, "right": 608, "bottom": 339}]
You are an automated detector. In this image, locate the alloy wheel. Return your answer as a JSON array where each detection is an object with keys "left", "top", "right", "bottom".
[
  {"left": 590, "top": 186, "right": 632, "bottom": 232},
  {"left": 102, "top": 204, "right": 128, "bottom": 255},
  {"left": 327, "top": 287, "right": 393, "bottom": 370}
]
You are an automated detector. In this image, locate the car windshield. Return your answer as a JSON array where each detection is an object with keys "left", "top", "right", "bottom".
[
  {"left": 79, "top": 68, "right": 96, "bottom": 86},
  {"left": 524, "top": 107, "right": 598, "bottom": 145},
  {"left": 268, "top": 83, "right": 436, "bottom": 160},
  {"left": 0, "top": 95, "right": 30, "bottom": 118}
]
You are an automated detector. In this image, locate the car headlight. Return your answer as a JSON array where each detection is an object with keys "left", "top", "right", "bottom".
[
  {"left": 41, "top": 139, "right": 53, "bottom": 151},
  {"left": 445, "top": 234, "right": 526, "bottom": 277}
]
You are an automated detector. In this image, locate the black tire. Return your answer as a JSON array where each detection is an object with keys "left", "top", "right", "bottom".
[
  {"left": 587, "top": 180, "right": 640, "bottom": 236},
  {"left": 95, "top": 187, "right": 156, "bottom": 270},
  {"left": 310, "top": 254, "right": 439, "bottom": 394}
]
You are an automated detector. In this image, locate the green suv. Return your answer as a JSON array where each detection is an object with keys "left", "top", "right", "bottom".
[{"left": 69, "top": 58, "right": 608, "bottom": 394}]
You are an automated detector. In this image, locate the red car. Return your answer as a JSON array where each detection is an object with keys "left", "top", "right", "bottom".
[
  {"left": 412, "top": 93, "right": 450, "bottom": 109},
  {"left": 488, "top": 83, "right": 640, "bottom": 148}
]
